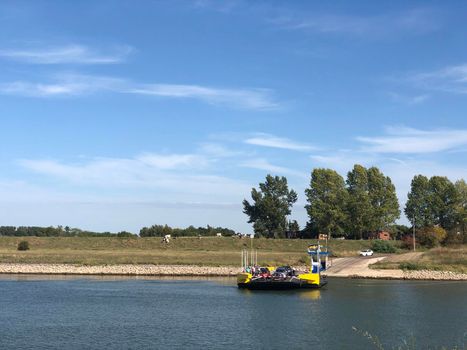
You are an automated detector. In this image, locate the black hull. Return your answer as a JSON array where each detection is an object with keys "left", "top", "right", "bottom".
[{"left": 238, "top": 279, "right": 326, "bottom": 290}]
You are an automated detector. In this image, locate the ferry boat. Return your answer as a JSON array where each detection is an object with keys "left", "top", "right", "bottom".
[{"left": 237, "top": 241, "right": 329, "bottom": 290}]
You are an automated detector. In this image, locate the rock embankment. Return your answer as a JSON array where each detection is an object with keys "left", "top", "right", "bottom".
[
  {"left": 0, "top": 263, "right": 465, "bottom": 280},
  {"left": 324, "top": 257, "right": 467, "bottom": 280},
  {"left": 0, "top": 263, "right": 241, "bottom": 276},
  {"left": 403, "top": 270, "right": 467, "bottom": 281}
]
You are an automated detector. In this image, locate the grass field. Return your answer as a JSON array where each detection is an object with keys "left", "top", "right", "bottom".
[
  {"left": 0, "top": 236, "right": 384, "bottom": 266},
  {"left": 370, "top": 246, "right": 467, "bottom": 274}
]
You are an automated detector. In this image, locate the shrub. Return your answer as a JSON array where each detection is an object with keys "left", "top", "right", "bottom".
[
  {"left": 444, "top": 230, "right": 465, "bottom": 245},
  {"left": 401, "top": 235, "right": 417, "bottom": 250},
  {"left": 416, "top": 226, "right": 447, "bottom": 248},
  {"left": 399, "top": 262, "right": 419, "bottom": 270},
  {"left": 17, "top": 241, "right": 30, "bottom": 251},
  {"left": 371, "top": 240, "right": 396, "bottom": 253},
  {"left": 117, "top": 231, "right": 136, "bottom": 238}
]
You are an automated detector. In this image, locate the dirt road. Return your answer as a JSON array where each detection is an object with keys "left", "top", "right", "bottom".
[
  {"left": 323, "top": 254, "right": 467, "bottom": 280},
  {"left": 325, "top": 255, "right": 404, "bottom": 278}
]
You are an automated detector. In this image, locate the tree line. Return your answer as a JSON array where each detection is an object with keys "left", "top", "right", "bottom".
[
  {"left": 243, "top": 164, "right": 466, "bottom": 242},
  {"left": 0, "top": 226, "right": 136, "bottom": 237},
  {"left": 0, "top": 224, "right": 238, "bottom": 238},
  {"left": 139, "top": 224, "right": 236, "bottom": 237}
]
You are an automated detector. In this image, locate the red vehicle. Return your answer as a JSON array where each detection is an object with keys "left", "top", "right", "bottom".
[{"left": 257, "top": 267, "right": 271, "bottom": 278}]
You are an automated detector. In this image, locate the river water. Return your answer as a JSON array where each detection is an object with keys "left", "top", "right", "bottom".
[{"left": 0, "top": 276, "right": 465, "bottom": 349}]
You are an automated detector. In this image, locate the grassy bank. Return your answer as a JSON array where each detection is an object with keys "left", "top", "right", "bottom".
[
  {"left": 370, "top": 246, "right": 467, "bottom": 274},
  {"left": 0, "top": 236, "right": 388, "bottom": 266}
]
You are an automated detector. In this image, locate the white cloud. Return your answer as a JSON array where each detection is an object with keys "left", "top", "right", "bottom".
[
  {"left": 198, "top": 143, "right": 241, "bottom": 158},
  {"left": 17, "top": 153, "right": 250, "bottom": 200},
  {"left": 137, "top": 153, "right": 209, "bottom": 170},
  {"left": 240, "top": 158, "right": 307, "bottom": 178},
  {"left": 0, "top": 44, "right": 133, "bottom": 64},
  {"left": 0, "top": 74, "right": 278, "bottom": 110},
  {"left": 310, "top": 153, "right": 376, "bottom": 172},
  {"left": 273, "top": 8, "right": 439, "bottom": 37},
  {"left": 387, "top": 92, "right": 430, "bottom": 105},
  {"left": 408, "top": 63, "right": 467, "bottom": 95},
  {"left": 357, "top": 126, "right": 467, "bottom": 154},
  {"left": 127, "top": 84, "right": 278, "bottom": 110},
  {"left": 244, "top": 133, "right": 316, "bottom": 151},
  {"left": 192, "top": 0, "right": 239, "bottom": 13},
  {"left": 0, "top": 74, "right": 124, "bottom": 97}
]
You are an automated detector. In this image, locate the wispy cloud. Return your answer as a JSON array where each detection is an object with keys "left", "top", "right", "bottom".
[
  {"left": 197, "top": 143, "right": 241, "bottom": 158},
  {"left": 357, "top": 126, "right": 467, "bottom": 154},
  {"left": 137, "top": 153, "right": 209, "bottom": 170},
  {"left": 0, "top": 44, "right": 133, "bottom": 64},
  {"left": 272, "top": 8, "right": 439, "bottom": 37},
  {"left": 0, "top": 74, "right": 123, "bottom": 97},
  {"left": 240, "top": 158, "right": 306, "bottom": 178},
  {"left": 244, "top": 133, "right": 316, "bottom": 151},
  {"left": 18, "top": 153, "right": 250, "bottom": 199},
  {"left": 0, "top": 74, "right": 278, "bottom": 110},
  {"left": 387, "top": 92, "right": 430, "bottom": 105},
  {"left": 407, "top": 63, "right": 467, "bottom": 95},
  {"left": 128, "top": 84, "right": 277, "bottom": 110},
  {"left": 192, "top": 0, "right": 239, "bottom": 13},
  {"left": 310, "top": 153, "right": 376, "bottom": 172}
]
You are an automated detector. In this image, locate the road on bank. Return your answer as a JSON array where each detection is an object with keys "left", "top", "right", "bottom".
[{"left": 325, "top": 255, "right": 405, "bottom": 278}]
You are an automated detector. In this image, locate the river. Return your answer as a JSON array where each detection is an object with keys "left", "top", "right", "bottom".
[{"left": 0, "top": 276, "right": 465, "bottom": 349}]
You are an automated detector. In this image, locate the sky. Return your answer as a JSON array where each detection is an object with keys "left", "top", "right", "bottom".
[{"left": 1, "top": 0, "right": 467, "bottom": 234}]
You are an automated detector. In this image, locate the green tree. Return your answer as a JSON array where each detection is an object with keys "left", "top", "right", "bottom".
[
  {"left": 286, "top": 220, "right": 300, "bottom": 238},
  {"left": 454, "top": 179, "right": 467, "bottom": 236},
  {"left": 367, "top": 167, "right": 400, "bottom": 231},
  {"left": 243, "top": 174, "right": 297, "bottom": 238},
  {"left": 416, "top": 226, "right": 447, "bottom": 248},
  {"left": 346, "top": 164, "right": 372, "bottom": 239},
  {"left": 428, "top": 176, "right": 458, "bottom": 229},
  {"left": 405, "top": 175, "right": 432, "bottom": 228},
  {"left": 305, "top": 168, "right": 348, "bottom": 238}
]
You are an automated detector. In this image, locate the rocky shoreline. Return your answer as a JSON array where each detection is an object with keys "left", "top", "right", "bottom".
[
  {"left": 0, "top": 263, "right": 466, "bottom": 280},
  {"left": 0, "top": 263, "right": 242, "bottom": 276},
  {"left": 331, "top": 269, "right": 467, "bottom": 281}
]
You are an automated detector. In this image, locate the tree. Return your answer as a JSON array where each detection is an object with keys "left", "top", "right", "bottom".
[
  {"left": 416, "top": 226, "right": 447, "bottom": 248},
  {"left": 286, "top": 220, "right": 300, "bottom": 238},
  {"left": 305, "top": 168, "right": 348, "bottom": 238},
  {"left": 345, "top": 165, "right": 372, "bottom": 239},
  {"left": 405, "top": 175, "right": 432, "bottom": 228},
  {"left": 428, "top": 176, "right": 458, "bottom": 230},
  {"left": 243, "top": 174, "right": 297, "bottom": 238},
  {"left": 367, "top": 167, "right": 400, "bottom": 231},
  {"left": 454, "top": 179, "right": 467, "bottom": 237}
]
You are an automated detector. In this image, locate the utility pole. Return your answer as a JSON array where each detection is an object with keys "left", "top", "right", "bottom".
[{"left": 412, "top": 215, "right": 416, "bottom": 252}]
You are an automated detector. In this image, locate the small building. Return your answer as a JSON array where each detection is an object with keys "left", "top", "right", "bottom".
[
  {"left": 216, "top": 233, "right": 222, "bottom": 237},
  {"left": 366, "top": 231, "right": 391, "bottom": 240}
]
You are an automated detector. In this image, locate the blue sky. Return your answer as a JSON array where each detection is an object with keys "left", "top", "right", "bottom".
[{"left": 1, "top": 0, "right": 467, "bottom": 233}]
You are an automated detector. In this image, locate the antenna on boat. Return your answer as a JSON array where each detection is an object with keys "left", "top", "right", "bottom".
[{"left": 241, "top": 233, "right": 257, "bottom": 272}]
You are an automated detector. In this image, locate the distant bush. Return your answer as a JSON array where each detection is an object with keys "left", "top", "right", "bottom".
[
  {"left": 442, "top": 229, "right": 464, "bottom": 246},
  {"left": 117, "top": 231, "right": 137, "bottom": 238},
  {"left": 17, "top": 241, "right": 30, "bottom": 251},
  {"left": 399, "top": 262, "right": 419, "bottom": 270},
  {"left": 401, "top": 235, "right": 416, "bottom": 250},
  {"left": 416, "top": 226, "right": 447, "bottom": 248},
  {"left": 371, "top": 240, "right": 396, "bottom": 253}
]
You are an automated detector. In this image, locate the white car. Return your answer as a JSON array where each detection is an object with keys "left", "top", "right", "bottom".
[{"left": 359, "top": 249, "right": 374, "bottom": 257}]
